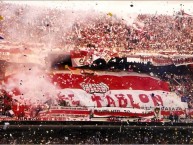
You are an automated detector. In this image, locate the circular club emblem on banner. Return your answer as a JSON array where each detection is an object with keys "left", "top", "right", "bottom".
[{"left": 80, "top": 82, "right": 109, "bottom": 94}]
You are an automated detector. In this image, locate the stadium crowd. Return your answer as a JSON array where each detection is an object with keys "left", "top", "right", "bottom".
[
  {"left": 65, "top": 10, "right": 193, "bottom": 55},
  {"left": 161, "top": 72, "right": 193, "bottom": 109},
  {"left": 1, "top": 3, "right": 193, "bottom": 54},
  {"left": 0, "top": 2, "right": 193, "bottom": 144},
  {"left": 0, "top": 127, "right": 192, "bottom": 144}
]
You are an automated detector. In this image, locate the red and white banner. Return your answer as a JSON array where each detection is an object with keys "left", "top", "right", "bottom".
[
  {"left": 70, "top": 49, "right": 193, "bottom": 67},
  {"left": 1, "top": 72, "right": 188, "bottom": 120},
  {"left": 50, "top": 72, "right": 170, "bottom": 91},
  {"left": 70, "top": 50, "right": 93, "bottom": 67}
]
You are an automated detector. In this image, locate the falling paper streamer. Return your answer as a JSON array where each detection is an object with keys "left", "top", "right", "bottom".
[
  {"left": 3, "top": 122, "right": 10, "bottom": 130},
  {"left": 107, "top": 12, "right": 113, "bottom": 17},
  {"left": 0, "top": 15, "right": 3, "bottom": 21}
]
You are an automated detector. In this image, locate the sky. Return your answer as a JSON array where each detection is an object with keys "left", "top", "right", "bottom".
[{"left": 6, "top": 1, "right": 193, "bottom": 15}]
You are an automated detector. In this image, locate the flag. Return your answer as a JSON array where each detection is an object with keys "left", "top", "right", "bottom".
[
  {"left": 70, "top": 50, "right": 92, "bottom": 67},
  {"left": 132, "top": 20, "right": 144, "bottom": 33},
  {"left": 182, "top": 10, "right": 193, "bottom": 17},
  {"left": 177, "top": 10, "right": 193, "bottom": 18}
]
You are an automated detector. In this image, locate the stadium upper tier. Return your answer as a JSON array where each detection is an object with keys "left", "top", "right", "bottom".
[{"left": 0, "top": 3, "right": 193, "bottom": 67}]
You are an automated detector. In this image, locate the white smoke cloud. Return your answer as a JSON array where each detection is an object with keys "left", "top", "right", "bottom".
[
  {"left": 1, "top": 2, "right": 138, "bottom": 47},
  {"left": 3, "top": 67, "right": 60, "bottom": 105}
]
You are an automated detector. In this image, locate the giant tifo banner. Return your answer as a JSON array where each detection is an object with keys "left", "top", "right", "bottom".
[{"left": 0, "top": 71, "right": 188, "bottom": 121}]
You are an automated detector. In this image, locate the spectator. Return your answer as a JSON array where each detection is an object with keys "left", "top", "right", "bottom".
[
  {"left": 169, "top": 113, "right": 174, "bottom": 122},
  {"left": 174, "top": 113, "right": 179, "bottom": 122}
]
